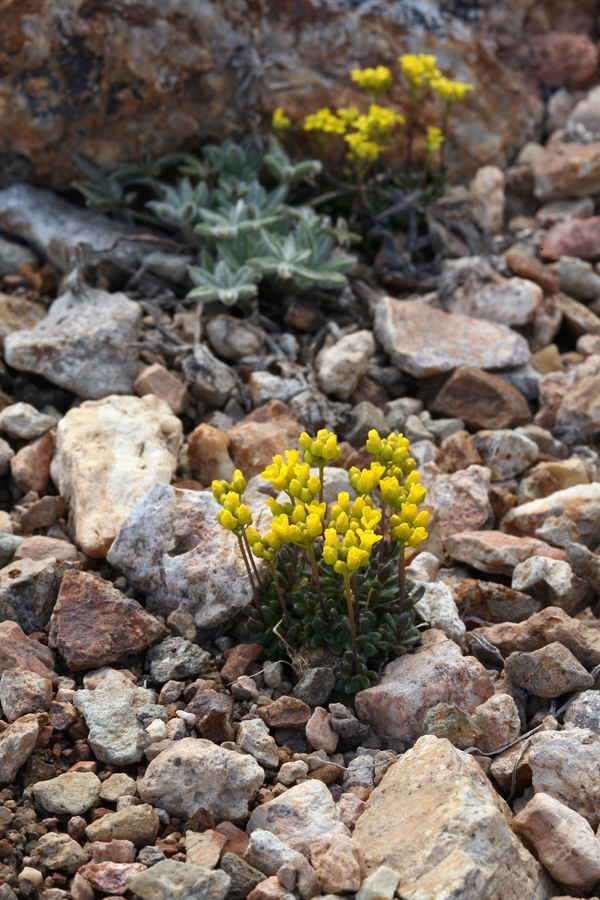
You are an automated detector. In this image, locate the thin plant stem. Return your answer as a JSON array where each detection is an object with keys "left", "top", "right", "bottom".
[
  {"left": 269, "top": 562, "right": 291, "bottom": 629},
  {"left": 351, "top": 572, "right": 361, "bottom": 631},
  {"left": 344, "top": 575, "right": 358, "bottom": 676},
  {"left": 397, "top": 541, "right": 405, "bottom": 637},
  {"left": 307, "top": 544, "right": 329, "bottom": 621},
  {"left": 244, "top": 532, "right": 263, "bottom": 591},
  {"left": 379, "top": 500, "right": 387, "bottom": 564},
  {"left": 237, "top": 534, "right": 265, "bottom": 624},
  {"left": 318, "top": 462, "right": 325, "bottom": 506}
]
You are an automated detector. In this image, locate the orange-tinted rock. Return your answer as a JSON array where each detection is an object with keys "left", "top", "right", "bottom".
[
  {"left": 187, "top": 423, "right": 235, "bottom": 485},
  {"left": 437, "top": 430, "right": 482, "bottom": 473},
  {"left": 504, "top": 252, "right": 559, "bottom": 294},
  {"left": 220, "top": 643, "right": 263, "bottom": 683},
  {"left": 529, "top": 31, "right": 599, "bottom": 90},
  {"left": 134, "top": 363, "right": 189, "bottom": 415},
  {"left": 533, "top": 143, "right": 600, "bottom": 203},
  {"left": 214, "top": 821, "right": 249, "bottom": 858},
  {"left": 430, "top": 366, "right": 531, "bottom": 430},
  {"left": 453, "top": 579, "right": 541, "bottom": 624},
  {"left": 78, "top": 860, "right": 146, "bottom": 893},
  {"left": 228, "top": 401, "right": 303, "bottom": 480},
  {"left": 267, "top": 696, "right": 311, "bottom": 731},
  {"left": 539, "top": 217, "right": 600, "bottom": 261},
  {"left": 11, "top": 431, "right": 54, "bottom": 496},
  {"left": 48, "top": 569, "right": 166, "bottom": 670},
  {"left": 0, "top": 621, "right": 56, "bottom": 683},
  {"left": 186, "top": 688, "right": 235, "bottom": 744}
]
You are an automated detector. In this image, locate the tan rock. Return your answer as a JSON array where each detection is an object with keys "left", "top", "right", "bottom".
[
  {"left": 473, "top": 694, "right": 521, "bottom": 753},
  {"left": 490, "top": 741, "right": 533, "bottom": 792},
  {"left": 557, "top": 367, "right": 600, "bottom": 439},
  {"left": 0, "top": 713, "right": 41, "bottom": 783},
  {"left": 424, "top": 466, "right": 492, "bottom": 542},
  {"left": 517, "top": 458, "right": 589, "bottom": 504},
  {"left": 453, "top": 578, "right": 541, "bottom": 623},
  {"left": 513, "top": 792, "right": 600, "bottom": 892},
  {"left": 310, "top": 834, "right": 365, "bottom": 894},
  {"left": 505, "top": 643, "right": 594, "bottom": 698},
  {"left": 529, "top": 31, "right": 598, "bottom": 90},
  {"left": 529, "top": 728, "right": 600, "bottom": 828},
  {"left": 437, "top": 431, "right": 482, "bottom": 474},
  {"left": 422, "top": 703, "right": 482, "bottom": 750},
  {"left": 228, "top": 400, "right": 303, "bottom": 480},
  {"left": 186, "top": 830, "right": 228, "bottom": 869},
  {"left": 353, "top": 736, "right": 553, "bottom": 899},
  {"left": 0, "top": 667, "right": 52, "bottom": 722},
  {"left": 13, "top": 534, "right": 79, "bottom": 563},
  {"left": 36, "top": 831, "right": 90, "bottom": 873},
  {"left": 429, "top": 366, "right": 531, "bottom": 430},
  {"left": 0, "top": 292, "right": 45, "bottom": 345},
  {"left": 50, "top": 394, "right": 182, "bottom": 557},
  {"left": 511, "top": 556, "right": 593, "bottom": 616},
  {"left": 504, "top": 253, "right": 559, "bottom": 294},
  {"left": 84, "top": 804, "right": 160, "bottom": 848},
  {"left": 134, "top": 363, "right": 189, "bottom": 415},
  {"left": 501, "top": 484, "right": 600, "bottom": 547},
  {"left": 187, "top": 422, "right": 235, "bottom": 485},
  {"left": 247, "top": 876, "right": 288, "bottom": 900},
  {"left": 316, "top": 330, "right": 375, "bottom": 401},
  {"left": 533, "top": 143, "right": 600, "bottom": 202},
  {"left": 444, "top": 531, "right": 565, "bottom": 575},
  {"left": 470, "top": 166, "right": 505, "bottom": 235},
  {"left": 354, "top": 647, "right": 493, "bottom": 744}
]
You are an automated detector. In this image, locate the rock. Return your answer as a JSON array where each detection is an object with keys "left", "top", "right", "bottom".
[
  {"left": 188, "top": 423, "right": 235, "bottom": 486},
  {"left": 108, "top": 485, "right": 271, "bottom": 631},
  {"left": 469, "top": 607, "right": 600, "bottom": 669},
  {"left": 125, "top": 859, "right": 230, "bottom": 900},
  {"left": 11, "top": 430, "right": 54, "bottom": 495},
  {"left": 558, "top": 256, "right": 600, "bottom": 302},
  {"left": 186, "top": 830, "right": 227, "bottom": 869},
  {"left": 187, "top": 687, "right": 235, "bottom": 744},
  {"left": 505, "top": 643, "right": 594, "bottom": 697},
  {"left": 518, "top": 459, "right": 590, "bottom": 505},
  {"left": 353, "top": 735, "right": 552, "bottom": 899},
  {"left": 207, "top": 316, "right": 264, "bottom": 363},
  {"left": 99, "top": 772, "right": 137, "bottom": 802},
  {"left": 246, "top": 876, "right": 288, "bottom": 900},
  {"left": 472, "top": 694, "right": 521, "bottom": 753},
  {"left": 565, "top": 541, "right": 600, "bottom": 594},
  {"left": 316, "top": 331, "right": 375, "bottom": 401},
  {"left": 36, "top": 832, "right": 90, "bottom": 874},
  {"left": 425, "top": 466, "right": 492, "bottom": 542},
  {"left": 374, "top": 299, "right": 530, "bottom": 378},
  {"left": 135, "top": 362, "right": 189, "bottom": 415},
  {"left": 78, "top": 861, "right": 147, "bottom": 895},
  {"left": 247, "top": 780, "right": 349, "bottom": 855},
  {"left": 429, "top": 366, "right": 531, "bottom": 430},
  {"left": 0, "top": 440, "right": 14, "bottom": 480},
  {"left": 513, "top": 792, "right": 600, "bottom": 893},
  {"left": 305, "top": 708, "right": 338, "bottom": 755},
  {"left": 501, "top": 484, "right": 600, "bottom": 548},
  {"left": 147, "top": 637, "right": 210, "bottom": 684},
  {"left": 5, "top": 289, "right": 141, "bottom": 399},
  {"left": 404, "top": 551, "right": 439, "bottom": 584},
  {"left": 183, "top": 345, "right": 238, "bottom": 408},
  {"left": 356, "top": 866, "right": 400, "bottom": 900},
  {"left": 221, "top": 644, "right": 263, "bottom": 683},
  {"left": 310, "top": 834, "right": 365, "bottom": 894},
  {"left": 511, "top": 556, "right": 593, "bottom": 615},
  {"left": 51, "top": 394, "right": 181, "bottom": 558},
  {"left": 249, "top": 371, "right": 305, "bottom": 410},
  {"left": 0, "top": 556, "right": 70, "bottom": 632},
  {"left": 557, "top": 293, "right": 600, "bottom": 338},
  {"left": 48, "top": 570, "right": 165, "bottom": 670},
  {"left": 244, "top": 829, "right": 320, "bottom": 899},
  {"left": 471, "top": 430, "right": 538, "bottom": 481},
  {"left": 422, "top": 703, "right": 482, "bottom": 750},
  {"left": 0, "top": 621, "right": 56, "bottom": 683},
  {"left": 528, "top": 728, "right": 600, "bottom": 827},
  {"left": 277, "top": 761, "right": 309, "bottom": 786},
  {"left": 293, "top": 669, "right": 335, "bottom": 708},
  {"left": 0, "top": 235, "right": 38, "bottom": 275},
  {"left": 564, "top": 691, "right": 600, "bottom": 734},
  {"left": 453, "top": 579, "right": 542, "bottom": 623},
  {"left": 32, "top": 771, "right": 101, "bottom": 816},
  {"left": 448, "top": 276, "right": 542, "bottom": 328},
  {"left": 74, "top": 669, "right": 156, "bottom": 765},
  {"left": 14, "top": 535, "right": 78, "bottom": 563},
  {"left": 17, "top": 494, "right": 67, "bottom": 535},
  {"left": 0, "top": 402, "right": 54, "bottom": 440},
  {"left": 536, "top": 196, "right": 595, "bottom": 228},
  {"left": 227, "top": 401, "right": 303, "bottom": 480},
  {"left": 267, "top": 697, "right": 312, "bottom": 731},
  {"left": 354, "top": 646, "right": 493, "bottom": 744},
  {"left": 237, "top": 719, "right": 279, "bottom": 768},
  {"left": 496, "top": 363, "right": 542, "bottom": 401},
  {"left": 0, "top": 668, "right": 52, "bottom": 722},
  {"left": 437, "top": 431, "right": 483, "bottom": 474},
  {"left": 540, "top": 216, "right": 600, "bottom": 261},
  {"left": 138, "top": 738, "right": 264, "bottom": 822},
  {"left": 504, "top": 252, "right": 559, "bottom": 294},
  {"left": 426, "top": 418, "right": 465, "bottom": 444},
  {"left": 85, "top": 805, "right": 160, "bottom": 848},
  {"left": 469, "top": 166, "right": 505, "bottom": 234},
  {"left": 414, "top": 582, "right": 465, "bottom": 641},
  {"left": 0, "top": 714, "right": 40, "bottom": 783},
  {"left": 0, "top": 293, "right": 45, "bottom": 351},
  {"left": 340, "top": 401, "right": 388, "bottom": 448},
  {"left": 533, "top": 143, "right": 600, "bottom": 202},
  {"left": 530, "top": 31, "right": 598, "bottom": 90},
  {"left": 556, "top": 362, "right": 600, "bottom": 439}
]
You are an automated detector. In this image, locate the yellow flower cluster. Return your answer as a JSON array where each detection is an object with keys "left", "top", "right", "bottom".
[
  {"left": 212, "top": 470, "right": 252, "bottom": 533},
  {"left": 272, "top": 107, "right": 291, "bottom": 131},
  {"left": 304, "top": 108, "right": 346, "bottom": 135},
  {"left": 382, "top": 470, "right": 429, "bottom": 549},
  {"left": 399, "top": 53, "right": 473, "bottom": 104},
  {"left": 348, "top": 461, "right": 385, "bottom": 495},
  {"left": 426, "top": 125, "right": 445, "bottom": 154},
  {"left": 429, "top": 75, "right": 473, "bottom": 104},
  {"left": 323, "top": 492, "right": 382, "bottom": 575},
  {"left": 345, "top": 104, "right": 405, "bottom": 162},
  {"left": 350, "top": 65, "right": 392, "bottom": 100},
  {"left": 299, "top": 429, "right": 341, "bottom": 466},
  {"left": 366, "top": 429, "right": 415, "bottom": 480}
]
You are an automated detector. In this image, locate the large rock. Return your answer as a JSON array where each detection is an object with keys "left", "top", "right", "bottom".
[
  {"left": 73, "top": 669, "right": 156, "bottom": 765},
  {"left": 108, "top": 484, "right": 272, "bottom": 631},
  {"left": 504, "top": 643, "right": 594, "bottom": 697},
  {"left": 501, "top": 484, "right": 600, "bottom": 548},
  {"left": 48, "top": 569, "right": 166, "bottom": 670},
  {"left": 445, "top": 531, "right": 565, "bottom": 575},
  {"left": 529, "top": 728, "right": 600, "bottom": 828},
  {"left": 429, "top": 366, "right": 532, "bottom": 430},
  {"left": 533, "top": 143, "right": 600, "bottom": 202},
  {"left": 511, "top": 556, "right": 593, "bottom": 615},
  {"left": 0, "top": 621, "right": 56, "bottom": 683},
  {"left": 353, "top": 736, "right": 553, "bottom": 899},
  {"left": 0, "top": 4, "right": 541, "bottom": 189},
  {"left": 471, "top": 430, "right": 538, "bottom": 481},
  {"left": 0, "top": 557, "right": 71, "bottom": 632},
  {"left": 50, "top": 394, "right": 182, "bottom": 558},
  {"left": 4, "top": 288, "right": 141, "bottom": 399},
  {"left": 125, "top": 859, "right": 230, "bottom": 900},
  {"left": 138, "top": 738, "right": 264, "bottom": 823},
  {"left": 0, "top": 713, "right": 40, "bottom": 784},
  {"left": 446, "top": 276, "right": 542, "bottom": 328},
  {"left": 423, "top": 466, "right": 493, "bottom": 542},
  {"left": 453, "top": 579, "right": 541, "bottom": 623},
  {"left": 354, "top": 645, "right": 494, "bottom": 744},
  {"left": 556, "top": 357, "right": 600, "bottom": 438},
  {"left": 374, "top": 299, "right": 530, "bottom": 377},
  {"left": 32, "top": 771, "right": 102, "bottom": 816},
  {"left": 246, "top": 780, "right": 350, "bottom": 855},
  {"left": 227, "top": 400, "right": 303, "bottom": 480}
]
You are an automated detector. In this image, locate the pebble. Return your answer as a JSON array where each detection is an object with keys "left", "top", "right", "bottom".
[
  {"left": 125, "top": 859, "right": 231, "bottom": 900},
  {"left": 0, "top": 668, "right": 52, "bottom": 722},
  {"left": 413, "top": 582, "right": 465, "bottom": 641},
  {"left": 445, "top": 530, "right": 564, "bottom": 575},
  {"left": 505, "top": 643, "right": 594, "bottom": 697},
  {"left": 0, "top": 620, "right": 56, "bottom": 682},
  {"left": 0, "top": 556, "right": 70, "bottom": 633},
  {"left": 32, "top": 771, "right": 101, "bottom": 816},
  {"left": 227, "top": 400, "right": 303, "bottom": 480},
  {"left": 147, "top": 637, "right": 210, "bottom": 684},
  {"left": 293, "top": 669, "right": 335, "bottom": 708},
  {"left": 187, "top": 423, "right": 235, "bottom": 485},
  {"left": 244, "top": 828, "right": 320, "bottom": 899},
  {"left": 310, "top": 834, "right": 365, "bottom": 894},
  {"left": 422, "top": 703, "right": 482, "bottom": 749},
  {"left": 453, "top": 579, "right": 541, "bottom": 623},
  {"left": 220, "top": 853, "right": 264, "bottom": 900},
  {"left": 355, "top": 866, "right": 400, "bottom": 900},
  {"left": 511, "top": 556, "right": 593, "bottom": 615},
  {"left": 186, "top": 830, "right": 227, "bottom": 869},
  {"left": 277, "top": 761, "right": 308, "bottom": 786},
  {"left": 564, "top": 690, "right": 600, "bottom": 734},
  {"left": 36, "top": 832, "right": 90, "bottom": 873},
  {"left": 471, "top": 430, "right": 538, "bottom": 481},
  {"left": 99, "top": 772, "right": 137, "bottom": 802},
  {"left": 305, "top": 708, "right": 338, "bottom": 754},
  {"left": 78, "top": 861, "right": 147, "bottom": 895},
  {"left": 430, "top": 365, "right": 531, "bottom": 430},
  {"left": 134, "top": 362, "right": 189, "bottom": 415},
  {"left": 565, "top": 540, "right": 600, "bottom": 594},
  {"left": 0, "top": 402, "right": 55, "bottom": 439},
  {"left": 236, "top": 719, "right": 279, "bottom": 768},
  {"left": 472, "top": 694, "right": 521, "bottom": 753},
  {"left": 0, "top": 713, "right": 40, "bottom": 783},
  {"left": 84, "top": 805, "right": 160, "bottom": 848},
  {"left": 316, "top": 330, "right": 375, "bottom": 401}
]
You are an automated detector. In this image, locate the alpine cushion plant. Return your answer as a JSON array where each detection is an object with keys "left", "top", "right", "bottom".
[{"left": 214, "top": 428, "right": 429, "bottom": 695}]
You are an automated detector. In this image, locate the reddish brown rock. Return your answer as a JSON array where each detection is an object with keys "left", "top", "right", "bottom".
[
  {"left": 187, "top": 422, "right": 235, "bottom": 485},
  {"left": 228, "top": 401, "right": 303, "bottom": 480},
  {"left": 444, "top": 531, "right": 566, "bottom": 575},
  {"left": 437, "top": 430, "right": 482, "bottom": 474},
  {"left": 11, "top": 431, "right": 54, "bottom": 496},
  {"left": 134, "top": 363, "right": 189, "bottom": 415},
  {"left": 17, "top": 494, "right": 66, "bottom": 534},
  {"left": 0, "top": 621, "right": 56, "bottom": 684},
  {"left": 489, "top": 485, "right": 517, "bottom": 520},
  {"left": 430, "top": 366, "right": 531, "bottom": 430},
  {"left": 78, "top": 860, "right": 146, "bottom": 893},
  {"left": 453, "top": 579, "right": 541, "bottom": 624},
  {"left": 14, "top": 535, "right": 79, "bottom": 563},
  {"left": 504, "top": 252, "right": 559, "bottom": 294},
  {"left": 214, "top": 822, "right": 249, "bottom": 859},
  {"left": 267, "top": 696, "right": 311, "bottom": 731},
  {"left": 534, "top": 371, "right": 570, "bottom": 430},
  {"left": 220, "top": 644, "right": 263, "bottom": 684},
  {"left": 48, "top": 569, "right": 166, "bottom": 671},
  {"left": 187, "top": 687, "right": 235, "bottom": 744},
  {"left": 529, "top": 31, "right": 599, "bottom": 90},
  {"left": 539, "top": 217, "right": 600, "bottom": 261}
]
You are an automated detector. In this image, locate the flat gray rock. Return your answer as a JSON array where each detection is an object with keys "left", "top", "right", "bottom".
[{"left": 126, "top": 859, "right": 231, "bottom": 900}]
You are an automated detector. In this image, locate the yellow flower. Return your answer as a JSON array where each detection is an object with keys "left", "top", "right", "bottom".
[
  {"left": 426, "top": 125, "right": 445, "bottom": 154},
  {"left": 399, "top": 53, "right": 441, "bottom": 91},
  {"left": 349, "top": 462, "right": 386, "bottom": 495},
  {"left": 430, "top": 75, "right": 473, "bottom": 103},
  {"left": 350, "top": 66, "right": 393, "bottom": 100},
  {"left": 262, "top": 450, "right": 300, "bottom": 492},
  {"left": 337, "top": 107, "right": 361, "bottom": 125},
  {"left": 304, "top": 108, "right": 346, "bottom": 135},
  {"left": 272, "top": 107, "right": 291, "bottom": 131}
]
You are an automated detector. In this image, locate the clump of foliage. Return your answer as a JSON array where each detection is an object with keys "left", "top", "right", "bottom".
[{"left": 213, "top": 429, "right": 429, "bottom": 694}]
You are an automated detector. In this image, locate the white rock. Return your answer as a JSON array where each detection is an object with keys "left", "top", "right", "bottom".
[
  {"left": 125, "top": 859, "right": 230, "bottom": 900},
  {"left": 0, "top": 438, "right": 14, "bottom": 477},
  {"left": 501, "top": 483, "right": 600, "bottom": 548},
  {"left": 424, "top": 465, "right": 492, "bottom": 541},
  {"left": 414, "top": 582, "right": 466, "bottom": 641},
  {"left": 342, "top": 756, "right": 374, "bottom": 792},
  {"left": 316, "top": 330, "right": 375, "bottom": 401},
  {"left": 470, "top": 165, "right": 505, "bottom": 234},
  {"left": 138, "top": 737, "right": 264, "bottom": 821},
  {"left": 0, "top": 402, "right": 55, "bottom": 439},
  {"left": 529, "top": 727, "right": 600, "bottom": 826},
  {"left": 4, "top": 288, "right": 141, "bottom": 399},
  {"left": 404, "top": 552, "right": 440, "bottom": 584},
  {"left": 472, "top": 694, "right": 521, "bottom": 754},
  {"left": 0, "top": 714, "right": 40, "bottom": 784},
  {"left": 247, "top": 780, "right": 350, "bottom": 854},
  {"left": 19, "top": 867, "right": 43, "bottom": 887},
  {"left": 356, "top": 866, "right": 400, "bottom": 900},
  {"left": 74, "top": 669, "right": 155, "bottom": 765},
  {"left": 108, "top": 484, "right": 272, "bottom": 631},
  {"left": 511, "top": 556, "right": 593, "bottom": 616},
  {"left": 244, "top": 829, "right": 320, "bottom": 899},
  {"left": 448, "top": 277, "right": 542, "bottom": 328},
  {"left": 471, "top": 430, "right": 539, "bottom": 481},
  {"left": 564, "top": 690, "right": 600, "bottom": 734},
  {"left": 146, "top": 719, "right": 168, "bottom": 742},
  {"left": 277, "top": 760, "right": 308, "bottom": 786},
  {"left": 237, "top": 719, "right": 279, "bottom": 768},
  {"left": 51, "top": 394, "right": 182, "bottom": 558}
]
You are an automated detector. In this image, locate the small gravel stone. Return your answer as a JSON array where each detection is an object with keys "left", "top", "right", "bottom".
[
  {"left": 33, "top": 771, "right": 101, "bottom": 816},
  {"left": 236, "top": 719, "right": 279, "bottom": 768},
  {"left": 36, "top": 832, "right": 90, "bottom": 873},
  {"left": 0, "top": 668, "right": 52, "bottom": 722},
  {"left": 84, "top": 805, "right": 160, "bottom": 848},
  {"left": 292, "top": 669, "right": 335, "bottom": 707},
  {"left": 355, "top": 866, "right": 400, "bottom": 900},
  {"left": 147, "top": 637, "right": 211, "bottom": 684}
]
